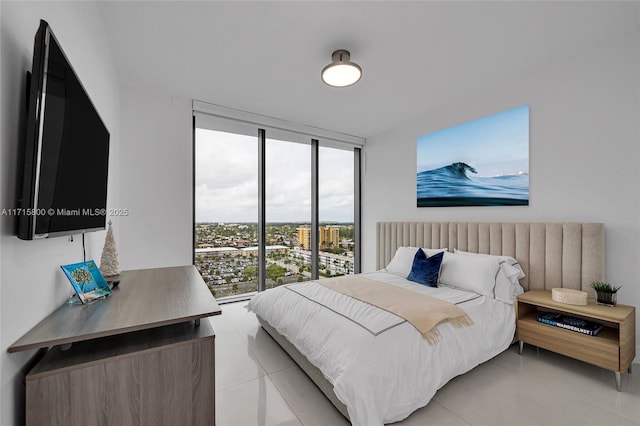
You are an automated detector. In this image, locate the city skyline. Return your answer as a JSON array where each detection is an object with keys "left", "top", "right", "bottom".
[{"left": 195, "top": 222, "right": 355, "bottom": 298}]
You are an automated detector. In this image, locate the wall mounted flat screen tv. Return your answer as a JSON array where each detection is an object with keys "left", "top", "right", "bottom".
[{"left": 18, "top": 20, "right": 110, "bottom": 240}]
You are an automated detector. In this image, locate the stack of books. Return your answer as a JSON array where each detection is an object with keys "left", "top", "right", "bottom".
[{"left": 537, "top": 312, "right": 603, "bottom": 336}]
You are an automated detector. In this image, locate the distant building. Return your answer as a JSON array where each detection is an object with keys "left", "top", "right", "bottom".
[
  {"left": 195, "top": 247, "right": 240, "bottom": 257},
  {"left": 293, "top": 248, "right": 354, "bottom": 275},
  {"left": 241, "top": 245, "right": 289, "bottom": 257},
  {"left": 236, "top": 239, "right": 251, "bottom": 247},
  {"left": 296, "top": 226, "right": 340, "bottom": 250},
  {"left": 320, "top": 226, "right": 340, "bottom": 249},
  {"left": 297, "top": 227, "right": 311, "bottom": 250},
  {"left": 296, "top": 226, "right": 311, "bottom": 250}
]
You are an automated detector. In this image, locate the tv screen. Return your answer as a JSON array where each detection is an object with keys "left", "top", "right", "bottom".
[{"left": 18, "top": 20, "right": 110, "bottom": 240}]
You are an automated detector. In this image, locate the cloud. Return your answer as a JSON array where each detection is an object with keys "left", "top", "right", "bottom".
[{"left": 196, "top": 129, "right": 354, "bottom": 223}]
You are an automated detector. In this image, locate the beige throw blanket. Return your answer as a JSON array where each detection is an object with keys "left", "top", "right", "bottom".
[{"left": 317, "top": 275, "right": 473, "bottom": 344}]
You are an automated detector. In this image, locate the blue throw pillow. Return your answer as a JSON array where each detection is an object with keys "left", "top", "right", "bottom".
[{"left": 407, "top": 249, "right": 443, "bottom": 287}]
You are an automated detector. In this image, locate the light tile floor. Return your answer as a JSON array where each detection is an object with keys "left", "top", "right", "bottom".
[{"left": 210, "top": 302, "right": 640, "bottom": 426}]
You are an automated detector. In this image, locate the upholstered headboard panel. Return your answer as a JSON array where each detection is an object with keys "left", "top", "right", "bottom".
[{"left": 376, "top": 222, "right": 605, "bottom": 293}]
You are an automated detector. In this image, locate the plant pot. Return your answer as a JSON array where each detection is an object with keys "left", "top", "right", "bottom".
[{"left": 596, "top": 291, "right": 617, "bottom": 307}]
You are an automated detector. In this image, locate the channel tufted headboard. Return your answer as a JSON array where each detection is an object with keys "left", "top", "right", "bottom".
[{"left": 377, "top": 222, "right": 605, "bottom": 294}]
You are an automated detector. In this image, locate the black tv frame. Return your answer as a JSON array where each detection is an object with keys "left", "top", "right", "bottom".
[{"left": 18, "top": 20, "right": 110, "bottom": 240}]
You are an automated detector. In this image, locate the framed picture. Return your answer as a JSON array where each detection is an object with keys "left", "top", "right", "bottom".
[
  {"left": 61, "top": 260, "right": 112, "bottom": 304},
  {"left": 417, "top": 105, "right": 529, "bottom": 207}
]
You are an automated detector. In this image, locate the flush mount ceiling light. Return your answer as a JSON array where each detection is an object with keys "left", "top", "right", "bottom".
[{"left": 321, "top": 49, "right": 362, "bottom": 87}]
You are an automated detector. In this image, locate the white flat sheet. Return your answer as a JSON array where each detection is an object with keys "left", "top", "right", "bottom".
[{"left": 248, "top": 271, "right": 515, "bottom": 426}]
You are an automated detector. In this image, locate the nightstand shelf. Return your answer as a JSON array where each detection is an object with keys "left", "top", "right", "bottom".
[{"left": 516, "top": 290, "right": 635, "bottom": 391}]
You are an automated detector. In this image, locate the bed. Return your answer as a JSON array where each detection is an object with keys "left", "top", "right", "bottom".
[{"left": 248, "top": 222, "right": 605, "bottom": 425}]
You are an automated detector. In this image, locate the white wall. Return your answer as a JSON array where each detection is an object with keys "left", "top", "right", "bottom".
[
  {"left": 361, "top": 34, "right": 640, "bottom": 359},
  {"left": 0, "top": 2, "right": 120, "bottom": 425},
  {"left": 118, "top": 83, "right": 192, "bottom": 270}
]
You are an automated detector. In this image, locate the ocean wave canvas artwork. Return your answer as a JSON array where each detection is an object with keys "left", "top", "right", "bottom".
[{"left": 417, "top": 105, "right": 529, "bottom": 207}]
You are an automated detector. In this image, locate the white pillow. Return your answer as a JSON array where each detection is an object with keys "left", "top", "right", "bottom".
[
  {"left": 438, "top": 252, "right": 501, "bottom": 297},
  {"left": 385, "top": 247, "right": 448, "bottom": 276},
  {"left": 453, "top": 249, "right": 526, "bottom": 303},
  {"left": 494, "top": 267, "right": 525, "bottom": 304},
  {"left": 453, "top": 249, "right": 525, "bottom": 279}
]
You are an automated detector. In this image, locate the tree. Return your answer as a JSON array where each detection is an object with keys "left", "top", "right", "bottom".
[
  {"left": 243, "top": 265, "right": 258, "bottom": 282},
  {"left": 232, "top": 283, "right": 238, "bottom": 293},
  {"left": 71, "top": 267, "right": 93, "bottom": 293},
  {"left": 266, "top": 263, "right": 286, "bottom": 281}
]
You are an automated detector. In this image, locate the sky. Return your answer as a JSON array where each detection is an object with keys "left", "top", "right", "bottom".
[
  {"left": 195, "top": 128, "right": 354, "bottom": 223},
  {"left": 417, "top": 105, "right": 529, "bottom": 177}
]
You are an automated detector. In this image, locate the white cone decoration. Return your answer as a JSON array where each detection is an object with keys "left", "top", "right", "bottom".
[{"left": 100, "top": 220, "right": 120, "bottom": 277}]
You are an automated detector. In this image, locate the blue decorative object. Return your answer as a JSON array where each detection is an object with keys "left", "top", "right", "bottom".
[
  {"left": 407, "top": 249, "right": 444, "bottom": 287},
  {"left": 61, "top": 260, "right": 112, "bottom": 304}
]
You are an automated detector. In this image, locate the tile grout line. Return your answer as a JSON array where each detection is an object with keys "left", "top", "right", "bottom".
[
  {"left": 220, "top": 304, "right": 305, "bottom": 424},
  {"left": 478, "top": 349, "right": 640, "bottom": 426},
  {"left": 496, "top": 348, "right": 640, "bottom": 425},
  {"left": 212, "top": 305, "right": 269, "bottom": 392},
  {"left": 227, "top": 303, "right": 344, "bottom": 425},
  {"left": 215, "top": 374, "right": 268, "bottom": 394},
  {"left": 268, "top": 367, "right": 309, "bottom": 426},
  {"left": 223, "top": 302, "right": 298, "bottom": 377},
  {"left": 431, "top": 400, "right": 473, "bottom": 426}
]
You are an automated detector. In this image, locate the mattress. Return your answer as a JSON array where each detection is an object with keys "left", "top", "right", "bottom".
[{"left": 248, "top": 271, "right": 516, "bottom": 426}]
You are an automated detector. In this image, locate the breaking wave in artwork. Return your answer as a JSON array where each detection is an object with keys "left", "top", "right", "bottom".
[{"left": 417, "top": 162, "right": 528, "bottom": 207}]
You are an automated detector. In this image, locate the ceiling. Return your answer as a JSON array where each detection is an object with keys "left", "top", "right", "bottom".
[{"left": 98, "top": 1, "right": 637, "bottom": 139}]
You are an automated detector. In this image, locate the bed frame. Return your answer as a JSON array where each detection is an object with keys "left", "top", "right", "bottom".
[{"left": 257, "top": 221, "right": 606, "bottom": 421}]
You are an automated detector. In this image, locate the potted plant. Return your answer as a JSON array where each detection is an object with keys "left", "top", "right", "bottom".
[{"left": 591, "top": 281, "right": 621, "bottom": 307}]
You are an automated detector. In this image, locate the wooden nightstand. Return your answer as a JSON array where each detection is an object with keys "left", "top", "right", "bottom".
[{"left": 516, "top": 290, "right": 635, "bottom": 391}]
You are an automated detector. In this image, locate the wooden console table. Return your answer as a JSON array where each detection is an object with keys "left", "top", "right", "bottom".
[{"left": 9, "top": 265, "right": 222, "bottom": 426}]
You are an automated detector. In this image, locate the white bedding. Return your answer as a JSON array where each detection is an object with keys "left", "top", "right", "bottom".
[{"left": 248, "top": 271, "right": 516, "bottom": 426}]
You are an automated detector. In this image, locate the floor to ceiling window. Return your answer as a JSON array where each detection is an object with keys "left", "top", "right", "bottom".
[
  {"left": 318, "top": 144, "right": 355, "bottom": 277},
  {"left": 266, "top": 136, "right": 312, "bottom": 285},
  {"left": 193, "top": 102, "right": 362, "bottom": 300},
  {"left": 194, "top": 128, "right": 259, "bottom": 298}
]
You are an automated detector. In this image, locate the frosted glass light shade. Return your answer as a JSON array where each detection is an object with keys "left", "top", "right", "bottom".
[{"left": 321, "top": 50, "right": 362, "bottom": 87}]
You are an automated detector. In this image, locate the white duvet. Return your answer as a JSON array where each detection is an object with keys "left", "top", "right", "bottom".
[{"left": 248, "top": 271, "right": 516, "bottom": 426}]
